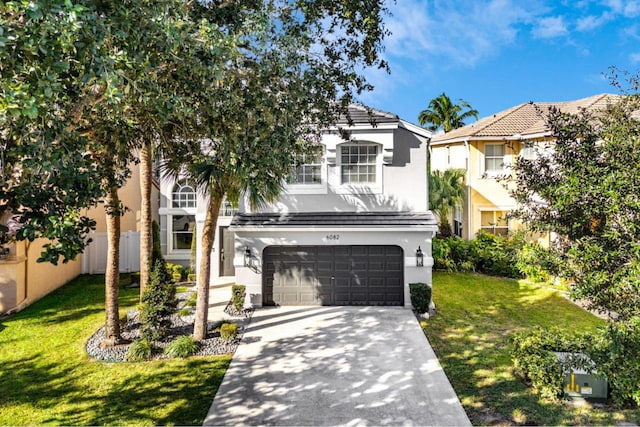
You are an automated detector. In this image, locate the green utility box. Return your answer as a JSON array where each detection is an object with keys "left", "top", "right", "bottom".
[{"left": 555, "top": 352, "right": 608, "bottom": 399}]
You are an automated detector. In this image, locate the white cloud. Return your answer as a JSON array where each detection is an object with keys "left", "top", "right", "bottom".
[
  {"left": 603, "top": 0, "right": 640, "bottom": 17},
  {"left": 383, "top": 0, "right": 544, "bottom": 67},
  {"left": 576, "top": 12, "right": 613, "bottom": 31},
  {"left": 623, "top": 0, "right": 640, "bottom": 16},
  {"left": 630, "top": 52, "right": 640, "bottom": 63},
  {"left": 532, "top": 16, "right": 569, "bottom": 39}
]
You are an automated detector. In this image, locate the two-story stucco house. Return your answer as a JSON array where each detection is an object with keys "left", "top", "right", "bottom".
[
  {"left": 161, "top": 104, "right": 438, "bottom": 308},
  {"left": 430, "top": 93, "right": 618, "bottom": 241}
]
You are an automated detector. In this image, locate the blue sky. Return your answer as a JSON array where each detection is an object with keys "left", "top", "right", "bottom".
[{"left": 358, "top": 0, "right": 640, "bottom": 125}]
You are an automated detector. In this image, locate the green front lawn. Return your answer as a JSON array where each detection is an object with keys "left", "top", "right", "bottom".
[
  {"left": 423, "top": 272, "right": 640, "bottom": 426},
  {"left": 0, "top": 274, "right": 231, "bottom": 426}
]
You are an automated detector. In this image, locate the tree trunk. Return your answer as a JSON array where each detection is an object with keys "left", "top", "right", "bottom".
[
  {"left": 193, "top": 192, "right": 223, "bottom": 341},
  {"left": 139, "top": 141, "right": 153, "bottom": 299},
  {"left": 102, "top": 186, "right": 123, "bottom": 347}
]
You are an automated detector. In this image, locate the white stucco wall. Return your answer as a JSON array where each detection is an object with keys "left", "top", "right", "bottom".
[
  {"left": 231, "top": 227, "right": 435, "bottom": 308},
  {"left": 239, "top": 126, "right": 429, "bottom": 215}
]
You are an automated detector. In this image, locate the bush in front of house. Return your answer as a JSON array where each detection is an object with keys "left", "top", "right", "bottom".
[
  {"left": 231, "top": 284, "right": 246, "bottom": 312},
  {"left": 220, "top": 322, "right": 238, "bottom": 342},
  {"left": 152, "top": 220, "right": 171, "bottom": 284},
  {"left": 409, "top": 282, "right": 432, "bottom": 313},
  {"left": 126, "top": 338, "right": 156, "bottom": 362},
  {"left": 471, "top": 231, "right": 523, "bottom": 278},
  {"left": 166, "top": 263, "right": 183, "bottom": 283},
  {"left": 590, "top": 317, "right": 640, "bottom": 406},
  {"left": 516, "top": 241, "right": 563, "bottom": 283},
  {"left": 432, "top": 231, "right": 562, "bottom": 281},
  {"left": 164, "top": 335, "right": 202, "bottom": 358},
  {"left": 139, "top": 261, "right": 177, "bottom": 341},
  {"left": 511, "top": 326, "right": 593, "bottom": 401},
  {"left": 512, "top": 322, "right": 640, "bottom": 407}
]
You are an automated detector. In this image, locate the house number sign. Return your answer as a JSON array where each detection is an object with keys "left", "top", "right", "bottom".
[{"left": 325, "top": 234, "right": 340, "bottom": 241}]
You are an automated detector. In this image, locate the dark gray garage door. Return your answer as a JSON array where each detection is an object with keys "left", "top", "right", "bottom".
[{"left": 263, "top": 245, "right": 404, "bottom": 306}]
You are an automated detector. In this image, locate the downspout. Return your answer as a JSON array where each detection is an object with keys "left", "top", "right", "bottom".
[
  {"left": 426, "top": 136, "right": 431, "bottom": 212},
  {"left": 464, "top": 139, "right": 471, "bottom": 239}
]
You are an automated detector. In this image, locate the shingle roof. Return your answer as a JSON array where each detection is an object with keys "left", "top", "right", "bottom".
[
  {"left": 230, "top": 211, "right": 437, "bottom": 228},
  {"left": 431, "top": 93, "right": 621, "bottom": 143},
  {"left": 339, "top": 104, "right": 400, "bottom": 125}
]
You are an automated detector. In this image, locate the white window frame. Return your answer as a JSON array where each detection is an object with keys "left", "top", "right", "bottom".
[
  {"left": 336, "top": 142, "right": 382, "bottom": 194},
  {"left": 169, "top": 214, "right": 196, "bottom": 252},
  {"left": 171, "top": 180, "right": 197, "bottom": 208},
  {"left": 520, "top": 140, "right": 536, "bottom": 161},
  {"left": 479, "top": 210, "right": 510, "bottom": 236},
  {"left": 163, "top": 179, "right": 197, "bottom": 255},
  {"left": 454, "top": 206, "right": 463, "bottom": 237},
  {"left": 483, "top": 143, "right": 506, "bottom": 176},
  {"left": 285, "top": 145, "right": 327, "bottom": 195}
]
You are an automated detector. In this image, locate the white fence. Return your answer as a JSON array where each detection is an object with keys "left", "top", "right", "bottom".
[{"left": 81, "top": 231, "right": 140, "bottom": 274}]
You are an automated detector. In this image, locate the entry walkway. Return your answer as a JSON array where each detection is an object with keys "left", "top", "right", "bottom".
[{"left": 204, "top": 306, "right": 471, "bottom": 426}]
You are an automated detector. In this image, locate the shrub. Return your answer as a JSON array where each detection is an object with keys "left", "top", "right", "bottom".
[
  {"left": 516, "top": 242, "right": 562, "bottom": 283},
  {"left": 447, "top": 237, "right": 475, "bottom": 272},
  {"left": 432, "top": 237, "right": 456, "bottom": 271},
  {"left": 152, "top": 220, "right": 171, "bottom": 284},
  {"left": 471, "top": 231, "right": 523, "bottom": 278},
  {"left": 220, "top": 322, "right": 238, "bottom": 342},
  {"left": 166, "top": 263, "right": 183, "bottom": 283},
  {"left": 231, "top": 284, "right": 246, "bottom": 311},
  {"left": 409, "top": 282, "right": 432, "bottom": 313},
  {"left": 126, "top": 338, "right": 155, "bottom": 362},
  {"left": 178, "top": 307, "right": 192, "bottom": 317},
  {"left": 183, "top": 292, "right": 197, "bottom": 307},
  {"left": 591, "top": 318, "right": 640, "bottom": 406},
  {"left": 511, "top": 327, "right": 593, "bottom": 400},
  {"left": 139, "top": 261, "right": 177, "bottom": 341},
  {"left": 164, "top": 336, "right": 202, "bottom": 358}
]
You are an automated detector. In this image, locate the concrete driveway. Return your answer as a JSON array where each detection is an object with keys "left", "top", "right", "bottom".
[{"left": 204, "top": 306, "right": 470, "bottom": 426}]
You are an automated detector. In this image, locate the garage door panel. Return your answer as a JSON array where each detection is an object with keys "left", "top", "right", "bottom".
[
  {"left": 263, "top": 245, "right": 403, "bottom": 306},
  {"left": 317, "top": 261, "right": 333, "bottom": 271},
  {"left": 334, "top": 261, "right": 350, "bottom": 272}
]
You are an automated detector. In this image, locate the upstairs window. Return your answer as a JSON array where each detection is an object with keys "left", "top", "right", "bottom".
[
  {"left": 172, "top": 180, "right": 196, "bottom": 208},
  {"left": 341, "top": 144, "right": 378, "bottom": 184},
  {"left": 484, "top": 144, "right": 505, "bottom": 173},
  {"left": 520, "top": 141, "right": 536, "bottom": 161}
]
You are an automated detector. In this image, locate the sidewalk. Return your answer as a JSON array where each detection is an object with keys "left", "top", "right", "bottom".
[{"left": 206, "top": 277, "right": 235, "bottom": 322}]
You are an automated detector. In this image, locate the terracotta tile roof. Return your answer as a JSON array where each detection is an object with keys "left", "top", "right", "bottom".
[{"left": 431, "top": 93, "right": 622, "bottom": 143}]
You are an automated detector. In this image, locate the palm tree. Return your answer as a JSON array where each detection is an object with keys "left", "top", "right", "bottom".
[
  {"left": 429, "top": 168, "right": 466, "bottom": 237},
  {"left": 418, "top": 93, "right": 479, "bottom": 133}
]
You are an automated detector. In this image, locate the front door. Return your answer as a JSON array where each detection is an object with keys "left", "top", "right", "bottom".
[{"left": 219, "top": 227, "right": 236, "bottom": 276}]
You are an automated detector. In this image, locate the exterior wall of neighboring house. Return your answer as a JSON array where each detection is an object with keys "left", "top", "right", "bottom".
[
  {"left": 1, "top": 161, "right": 155, "bottom": 313},
  {"left": 431, "top": 139, "right": 524, "bottom": 239},
  {"left": 81, "top": 161, "right": 159, "bottom": 274},
  {"left": 430, "top": 94, "right": 617, "bottom": 242},
  {"left": 0, "top": 239, "right": 81, "bottom": 313}
]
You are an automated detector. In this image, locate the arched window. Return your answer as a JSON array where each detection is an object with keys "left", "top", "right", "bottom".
[{"left": 172, "top": 180, "right": 196, "bottom": 208}]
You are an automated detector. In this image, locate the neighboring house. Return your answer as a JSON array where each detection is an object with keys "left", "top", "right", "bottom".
[
  {"left": 0, "top": 162, "right": 156, "bottom": 314},
  {"left": 162, "top": 104, "right": 438, "bottom": 308},
  {"left": 430, "top": 93, "right": 619, "bottom": 241}
]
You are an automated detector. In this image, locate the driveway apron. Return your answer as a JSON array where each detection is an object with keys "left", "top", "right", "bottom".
[{"left": 204, "top": 306, "right": 471, "bottom": 426}]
